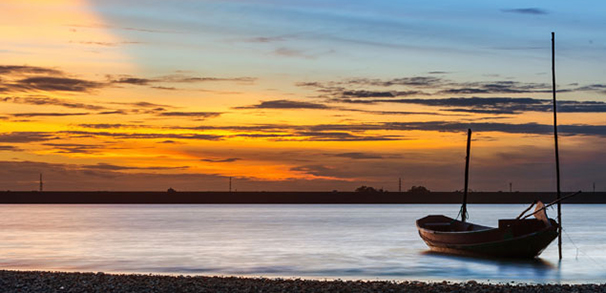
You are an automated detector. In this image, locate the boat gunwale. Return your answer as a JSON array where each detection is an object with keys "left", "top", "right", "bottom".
[{"left": 416, "top": 216, "right": 558, "bottom": 248}]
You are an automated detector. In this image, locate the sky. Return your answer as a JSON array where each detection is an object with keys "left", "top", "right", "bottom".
[{"left": 1, "top": 0, "right": 605, "bottom": 192}]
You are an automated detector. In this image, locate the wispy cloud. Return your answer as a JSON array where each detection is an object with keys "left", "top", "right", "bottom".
[
  {"left": 77, "top": 123, "right": 143, "bottom": 129},
  {"left": 0, "top": 132, "right": 58, "bottom": 143},
  {"left": 0, "top": 145, "right": 23, "bottom": 152},
  {"left": 42, "top": 143, "right": 109, "bottom": 154},
  {"left": 332, "top": 152, "right": 386, "bottom": 159},
  {"left": 234, "top": 99, "right": 330, "bottom": 109},
  {"left": 200, "top": 158, "right": 241, "bottom": 163},
  {"left": 158, "top": 112, "right": 222, "bottom": 120},
  {"left": 61, "top": 131, "right": 224, "bottom": 141},
  {"left": 81, "top": 163, "right": 189, "bottom": 171},
  {"left": 1, "top": 77, "right": 104, "bottom": 93},
  {"left": 11, "top": 112, "right": 91, "bottom": 117},
  {"left": 501, "top": 8, "right": 548, "bottom": 15},
  {"left": 341, "top": 90, "right": 428, "bottom": 98},
  {"left": 0, "top": 65, "right": 62, "bottom": 76},
  {"left": 2, "top": 96, "right": 107, "bottom": 111},
  {"left": 297, "top": 76, "right": 606, "bottom": 114},
  {"left": 72, "top": 41, "right": 143, "bottom": 47},
  {"left": 361, "top": 97, "right": 606, "bottom": 114}
]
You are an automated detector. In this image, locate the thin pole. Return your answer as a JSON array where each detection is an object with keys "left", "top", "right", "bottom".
[
  {"left": 39, "top": 173, "right": 43, "bottom": 192},
  {"left": 551, "top": 32, "right": 562, "bottom": 260},
  {"left": 399, "top": 178, "right": 402, "bottom": 193},
  {"left": 229, "top": 177, "right": 232, "bottom": 192},
  {"left": 462, "top": 128, "right": 472, "bottom": 222},
  {"left": 520, "top": 191, "right": 582, "bottom": 220}
]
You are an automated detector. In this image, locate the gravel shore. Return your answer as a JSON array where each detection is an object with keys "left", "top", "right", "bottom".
[{"left": 1, "top": 270, "right": 605, "bottom": 292}]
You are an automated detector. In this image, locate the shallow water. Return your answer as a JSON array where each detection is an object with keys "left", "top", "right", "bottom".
[{"left": 0, "top": 204, "right": 604, "bottom": 283}]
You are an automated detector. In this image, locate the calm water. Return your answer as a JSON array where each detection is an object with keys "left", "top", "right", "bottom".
[{"left": 0, "top": 204, "right": 605, "bottom": 283}]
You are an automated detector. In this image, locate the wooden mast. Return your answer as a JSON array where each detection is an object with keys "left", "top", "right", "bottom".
[
  {"left": 462, "top": 128, "right": 472, "bottom": 222},
  {"left": 551, "top": 32, "right": 562, "bottom": 259}
]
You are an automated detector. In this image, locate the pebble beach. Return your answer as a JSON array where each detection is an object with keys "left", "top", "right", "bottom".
[{"left": 1, "top": 270, "right": 605, "bottom": 293}]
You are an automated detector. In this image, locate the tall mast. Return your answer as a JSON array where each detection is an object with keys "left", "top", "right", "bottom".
[
  {"left": 39, "top": 173, "right": 43, "bottom": 192},
  {"left": 462, "top": 128, "right": 472, "bottom": 222},
  {"left": 551, "top": 32, "right": 562, "bottom": 260}
]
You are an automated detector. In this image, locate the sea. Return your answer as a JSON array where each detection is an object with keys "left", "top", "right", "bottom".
[{"left": 0, "top": 204, "right": 605, "bottom": 284}]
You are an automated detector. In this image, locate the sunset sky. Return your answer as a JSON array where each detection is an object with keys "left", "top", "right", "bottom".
[{"left": 1, "top": 0, "right": 605, "bottom": 192}]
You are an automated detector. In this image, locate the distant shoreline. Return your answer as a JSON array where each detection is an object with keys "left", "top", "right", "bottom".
[
  {"left": 0, "top": 191, "right": 603, "bottom": 204},
  {"left": 0, "top": 270, "right": 603, "bottom": 292}
]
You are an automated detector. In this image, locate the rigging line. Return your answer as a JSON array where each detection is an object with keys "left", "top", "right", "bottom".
[
  {"left": 561, "top": 227, "right": 606, "bottom": 270},
  {"left": 455, "top": 205, "right": 469, "bottom": 221}
]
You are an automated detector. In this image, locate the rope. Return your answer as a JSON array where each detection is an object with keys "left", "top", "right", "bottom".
[
  {"left": 561, "top": 227, "right": 606, "bottom": 270},
  {"left": 455, "top": 205, "right": 469, "bottom": 222}
]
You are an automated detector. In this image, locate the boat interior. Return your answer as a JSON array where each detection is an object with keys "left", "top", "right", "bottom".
[
  {"left": 417, "top": 215, "right": 557, "bottom": 235},
  {"left": 417, "top": 215, "right": 493, "bottom": 232}
]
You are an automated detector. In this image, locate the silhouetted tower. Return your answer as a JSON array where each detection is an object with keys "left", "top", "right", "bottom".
[
  {"left": 509, "top": 182, "right": 512, "bottom": 193},
  {"left": 229, "top": 177, "right": 232, "bottom": 192},
  {"left": 593, "top": 182, "right": 596, "bottom": 193},
  {"left": 39, "top": 173, "right": 43, "bottom": 192},
  {"left": 399, "top": 178, "right": 402, "bottom": 193}
]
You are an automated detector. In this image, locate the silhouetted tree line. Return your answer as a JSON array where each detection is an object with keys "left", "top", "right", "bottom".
[{"left": 354, "top": 185, "right": 430, "bottom": 193}]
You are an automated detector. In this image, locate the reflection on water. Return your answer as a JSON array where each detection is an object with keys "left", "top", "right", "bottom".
[
  {"left": 420, "top": 251, "right": 558, "bottom": 281},
  {"left": 0, "top": 204, "right": 605, "bottom": 283}
]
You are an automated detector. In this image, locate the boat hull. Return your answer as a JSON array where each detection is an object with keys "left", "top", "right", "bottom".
[{"left": 416, "top": 215, "right": 558, "bottom": 258}]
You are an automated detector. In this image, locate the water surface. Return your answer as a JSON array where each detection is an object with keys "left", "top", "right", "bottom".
[{"left": 0, "top": 204, "right": 604, "bottom": 283}]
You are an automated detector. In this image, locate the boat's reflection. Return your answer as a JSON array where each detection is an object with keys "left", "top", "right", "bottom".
[
  {"left": 421, "top": 250, "right": 559, "bottom": 282},
  {"left": 422, "top": 250, "right": 555, "bottom": 269}
]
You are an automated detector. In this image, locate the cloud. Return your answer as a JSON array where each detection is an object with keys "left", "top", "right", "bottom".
[
  {"left": 73, "top": 41, "right": 143, "bottom": 47},
  {"left": 10, "top": 77, "right": 104, "bottom": 92},
  {"left": 158, "top": 112, "right": 222, "bottom": 119},
  {"left": 155, "top": 75, "right": 256, "bottom": 84},
  {"left": 0, "top": 65, "right": 105, "bottom": 92},
  {"left": 337, "top": 97, "right": 606, "bottom": 114},
  {"left": 81, "top": 163, "right": 189, "bottom": 171},
  {"left": 0, "top": 145, "right": 23, "bottom": 151},
  {"left": 298, "top": 76, "right": 606, "bottom": 104},
  {"left": 200, "top": 158, "right": 241, "bottom": 163},
  {"left": 1, "top": 65, "right": 256, "bottom": 94},
  {"left": 42, "top": 143, "right": 107, "bottom": 154},
  {"left": 332, "top": 152, "right": 385, "bottom": 159},
  {"left": 290, "top": 164, "right": 334, "bottom": 177},
  {"left": 341, "top": 90, "right": 427, "bottom": 98},
  {"left": 112, "top": 77, "right": 153, "bottom": 85},
  {"left": 0, "top": 65, "right": 62, "bottom": 76},
  {"left": 11, "top": 112, "right": 91, "bottom": 117},
  {"left": 287, "top": 131, "right": 403, "bottom": 141},
  {"left": 78, "top": 123, "right": 141, "bottom": 129},
  {"left": 273, "top": 47, "right": 312, "bottom": 58},
  {"left": 437, "top": 81, "right": 551, "bottom": 95},
  {"left": 378, "top": 121, "right": 606, "bottom": 137},
  {"left": 97, "top": 110, "right": 128, "bottom": 115},
  {"left": 501, "top": 8, "right": 548, "bottom": 15},
  {"left": 235, "top": 99, "right": 331, "bottom": 110},
  {"left": 61, "top": 131, "right": 224, "bottom": 141},
  {"left": 0, "top": 132, "right": 58, "bottom": 143},
  {"left": 174, "top": 119, "right": 606, "bottom": 138},
  {"left": 244, "top": 36, "right": 287, "bottom": 43},
  {"left": 2, "top": 96, "right": 107, "bottom": 111},
  {"left": 152, "top": 86, "right": 177, "bottom": 90},
  {"left": 109, "top": 101, "right": 174, "bottom": 109}
]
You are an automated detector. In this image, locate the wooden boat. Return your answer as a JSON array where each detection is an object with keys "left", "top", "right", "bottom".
[
  {"left": 416, "top": 202, "right": 559, "bottom": 258},
  {"left": 416, "top": 33, "right": 582, "bottom": 259},
  {"left": 415, "top": 128, "right": 566, "bottom": 258}
]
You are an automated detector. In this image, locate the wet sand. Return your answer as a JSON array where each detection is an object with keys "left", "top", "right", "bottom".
[{"left": 1, "top": 270, "right": 605, "bottom": 292}]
